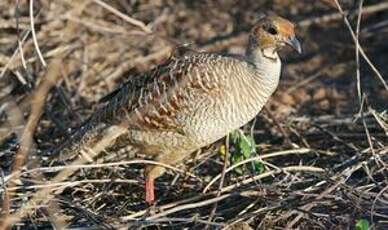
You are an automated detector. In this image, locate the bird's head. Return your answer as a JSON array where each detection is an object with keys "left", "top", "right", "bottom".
[{"left": 247, "top": 15, "right": 301, "bottom": 61}]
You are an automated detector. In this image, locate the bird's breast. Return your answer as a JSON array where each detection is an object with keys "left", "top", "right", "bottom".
[{"left": 181, "top": 67, "right": 280, "bottom": 147}]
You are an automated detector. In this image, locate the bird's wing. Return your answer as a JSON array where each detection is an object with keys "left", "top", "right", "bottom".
[{"left": 93, "top": 52, "right": 237, "bottom": 132}]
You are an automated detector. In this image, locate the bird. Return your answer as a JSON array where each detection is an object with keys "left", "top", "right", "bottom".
[{"left": 52, "top": 15, "right": 301, "bottom": 205}]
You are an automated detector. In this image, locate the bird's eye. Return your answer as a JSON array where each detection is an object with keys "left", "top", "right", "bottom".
[
  {"left": 263, "top": 24, "right": 278, "bottom": 35},
  {"left": 266, "top": 26, "right": 278, "bottom": 35}
]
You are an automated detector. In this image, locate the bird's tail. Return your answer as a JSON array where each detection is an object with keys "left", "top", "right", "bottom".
[{"left": 49, "top": 115, "right": 107, "bottom": 161}]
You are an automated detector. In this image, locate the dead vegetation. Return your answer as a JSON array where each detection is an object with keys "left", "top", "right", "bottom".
[{"left": 0, "top": 0, "right": 387, "bottom": 229}]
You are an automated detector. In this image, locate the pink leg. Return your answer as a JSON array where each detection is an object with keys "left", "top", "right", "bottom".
[
  {"left": 144, "top": 150, "right": 186, "bottom": 205},
  {"left": 145, "top": 177, "right": 155, "bottom": 205}
]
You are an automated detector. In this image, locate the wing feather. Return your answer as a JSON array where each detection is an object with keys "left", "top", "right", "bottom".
[{"left": 93, "top": 53, "right": 236, "bottom": 132}]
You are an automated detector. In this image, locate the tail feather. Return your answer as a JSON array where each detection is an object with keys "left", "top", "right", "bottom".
[{"left": 50, "top": 117, "right": 107, "bottom": 161}]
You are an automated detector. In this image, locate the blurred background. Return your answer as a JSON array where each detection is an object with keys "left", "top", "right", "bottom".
[{"left": 0, "top": 0, "right": 387, "bottom": 229}]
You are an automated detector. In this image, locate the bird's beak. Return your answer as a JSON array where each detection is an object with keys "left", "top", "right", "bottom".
[{"left": 286, "top": 36, "right": 302, "bottom": 54}]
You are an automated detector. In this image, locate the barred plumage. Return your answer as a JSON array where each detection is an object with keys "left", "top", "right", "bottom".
[{"left": 52, "top": 15, "right": 301, "bottom": 204}]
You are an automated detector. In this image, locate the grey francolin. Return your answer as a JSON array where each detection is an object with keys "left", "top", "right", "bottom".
[{"left": 53, "top": 15, "right": 301, "bottom": 204}]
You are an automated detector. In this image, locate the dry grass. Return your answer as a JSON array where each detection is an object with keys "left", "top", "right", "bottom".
[{"left": 0, "top": 0, "right": 387, "bottom": 229}]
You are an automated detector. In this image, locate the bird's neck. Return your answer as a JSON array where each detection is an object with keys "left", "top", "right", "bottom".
[
  {"left": 245, "top": 41, "right": 281, "bottom": 85},
  {"left": 245, "top": 43, "right": 279, "bottom": 67},
  {"left": 217, "top": 45, "right": 281, "bottom": 138},
  {"left": 239, "top": 41, "right": 282, "bottom": 114}
]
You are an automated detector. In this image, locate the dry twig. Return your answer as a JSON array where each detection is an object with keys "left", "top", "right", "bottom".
[
  {"left": 29, "top": 0, "right": 46, "bottom": 67},
  {"left": 0, "top": 59, "right": 62, "bottom": 229}
]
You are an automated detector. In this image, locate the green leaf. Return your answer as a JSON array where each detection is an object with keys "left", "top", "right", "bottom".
[
  {"left": 251, "top": 160, "right": 264, "bottom": 174},
  {"left": 239, "top": 138, "right": 251, "bottom": 158},
  {"left": 230, "top": 130, "right": 239, "bottom": 143},
  {"left": 230, "top": 154, "right": 244, "bottom": 174},
  {"left": 229, "top": 130, "right": 261, "bottom": 174},
  {"left": 237, "top": 132, "right": 255, "bottom": 157},
  {"left": 355, "top": 219, "right": 369, "bottom": 230}
]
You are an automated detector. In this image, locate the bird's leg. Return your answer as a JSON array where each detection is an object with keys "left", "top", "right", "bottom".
[
  {"left": 144, "top": 166, "right": 165, "bottom": 205},
  {"left": 145, "top": 177, "right": 155, "bottom": 205},
  {"left": 144, "top": 150, "right": 188, "bottom": 205}
]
